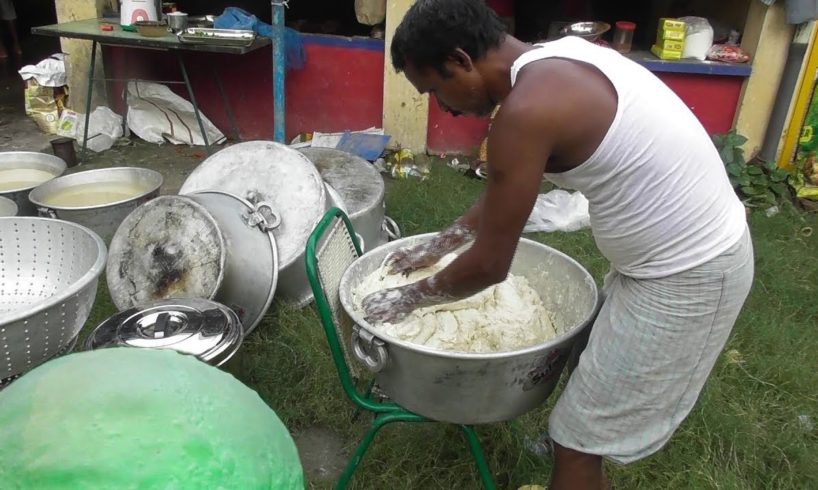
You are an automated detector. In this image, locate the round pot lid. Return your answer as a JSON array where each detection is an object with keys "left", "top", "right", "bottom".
[
  {"left": 86, "top": 298, "right": 243, "bottom": 366},
  {"left": 299, "top": 147, "right": 384, "bottom": 218},
  {"left": 107, "top": 195, "right": 226, "bottom": 311},
  {"left": 179, "top": 141, "right": 326, "bottom": 269}
]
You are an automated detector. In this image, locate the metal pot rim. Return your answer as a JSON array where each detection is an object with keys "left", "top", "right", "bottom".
[
  {"left": 0, "top": 151, "right": 67, "bottom": 194},
  {"left": 0, "top": 196, "right": 18, "bottom": 217},
  {"left": 340, "top": 233, "right": 600, "bottom": 361},
  {"left": 29, "top": 167, "right": 164, "bottom": 211},
  {"left": 0, "top": 217, "right": 107, "bottom": 325}
]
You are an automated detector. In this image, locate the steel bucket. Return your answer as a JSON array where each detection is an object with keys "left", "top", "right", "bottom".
[
  {"left": 0, "top": 151, "right": 66, "bottom": 216},
  {"left": 339, "top": 234, "right": 599, "bottom": 424},
  {"left": 29, "top": 167, "right": 163, "bottom": 243}
]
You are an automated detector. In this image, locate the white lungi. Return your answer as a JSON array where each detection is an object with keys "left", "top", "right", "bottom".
[{"left": 549, "top": 226, "right": 754, "bottom": 464}]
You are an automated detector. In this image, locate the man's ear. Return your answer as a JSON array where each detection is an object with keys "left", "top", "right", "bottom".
[{"left": 448, "top": 48, "right": 475, "bottom": 72}]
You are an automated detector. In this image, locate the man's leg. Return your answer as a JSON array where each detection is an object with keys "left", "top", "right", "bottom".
[
  {"left": 548, "top": 230, "right": 753, "bottom": 473},
  {"left": 550, "top": 443, "right": 608, "bottom": 490}
]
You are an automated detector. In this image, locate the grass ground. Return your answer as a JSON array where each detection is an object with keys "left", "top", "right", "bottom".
[{"left": 80, "top": 162, "right": 818, "bottom": 489}]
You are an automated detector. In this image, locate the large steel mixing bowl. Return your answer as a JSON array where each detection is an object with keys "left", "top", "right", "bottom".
[
  {"left": 0, "top": 218, "right": 107, "bottom": 381},
  {"left": 339, "top": 234, "right": 599, "bottom": 424}
]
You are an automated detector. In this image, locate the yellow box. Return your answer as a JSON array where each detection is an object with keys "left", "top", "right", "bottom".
[
  {"left": 651, "top": 44, "right": 682, "bottom": 60},
  {"left": 658, "top": 29, "right": 686, "bottom": 41},
  {"left": 658, "top": 18, "right": 686, "bottom": 31},
  {"left": 656, "top": 39, "right": 685, "bottom": 51}
]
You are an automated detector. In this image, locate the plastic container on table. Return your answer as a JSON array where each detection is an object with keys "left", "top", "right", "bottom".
[{"left": 612, "top": 21, "right": 636, "bottom": 53}]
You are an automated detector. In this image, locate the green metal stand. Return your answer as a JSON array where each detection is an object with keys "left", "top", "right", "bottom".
[{"left": 306, "top": 208, "right": 496, "bottom": 490}]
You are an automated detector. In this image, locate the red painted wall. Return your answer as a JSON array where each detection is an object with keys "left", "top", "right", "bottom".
[
  {"left": 428, "top": 72, "right": 745, "bottom": 155},
  {"left": 104, "top": 37, "right": 742, "bottom": 154},
  {"left": 103, "top": 34, "right": 385, "bottom": 142}
]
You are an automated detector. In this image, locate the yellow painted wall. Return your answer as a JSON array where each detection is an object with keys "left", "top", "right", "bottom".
[
  {"left": 383, "top": 0, "right": 429, "bottom": 153},
  {"left": 54, "top": 0, "right": 108, "bottom": 112},
  {"left": 734, "top": 2, "right": 794, "bottom": 157}
]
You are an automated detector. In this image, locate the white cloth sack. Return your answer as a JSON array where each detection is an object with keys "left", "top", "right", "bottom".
[
  {"left": 524, "top": 190, "right": 590, "bottom": 233},
  {"left": 18, "top": 54, "right": 67, "bottom": 87},
  {"left": 126, "top": 81, "right": 225, "bottom": 146}
]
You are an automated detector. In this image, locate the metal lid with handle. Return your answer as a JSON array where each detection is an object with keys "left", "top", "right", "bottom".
[{"left": 86, "top": 299, "right": 244, "bottom": 366}]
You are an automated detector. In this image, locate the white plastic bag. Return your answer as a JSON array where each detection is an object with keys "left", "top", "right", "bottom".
[
  {"left": 355, "top": 0, "right": 386, "bottom": 26},
  {"left": 678, "top": 16, "right": 714, "bottom": 61},
  {"left": 57, "top": 106, "right": 124, "bottom": 152},
  {"left": 524, "top": 190, "right": 590, "bottom": 233},
  {"left": 18, "top": 54, "right": 67, "bottom": 87},
  {"left": 126, "top": 81, "right": 225, "bottom": 146}
]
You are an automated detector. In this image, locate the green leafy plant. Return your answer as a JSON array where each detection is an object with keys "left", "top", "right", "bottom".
[{"left": 713, "top": 130, "right": 792, "bottom": 208}]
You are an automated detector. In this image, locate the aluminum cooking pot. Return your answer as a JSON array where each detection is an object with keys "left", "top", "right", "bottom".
[
  {"left": 300, "top": 147, "right": 401, "bottom": 249},
  {"left": 339, "top": 234, "right": 600, "bottom": 425},
  {"left": 29, "top": 167, "right": 163, "bottom": 243},
  {"left": 0, "top": 196, "right": 18, "bottom": 217},
  {"left": 180, "top": 141, "right": 329, "bottom": 308},
  {"left": 106, "top": 191, "right": 279, "bottom": 336},
  {"left": 0, "top": 151, "right": 66, "bottom": 216}
]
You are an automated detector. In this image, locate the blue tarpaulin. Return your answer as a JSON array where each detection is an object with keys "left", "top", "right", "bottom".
[{"left": 215, "top": 7, "right": 306, "bottom": 70}]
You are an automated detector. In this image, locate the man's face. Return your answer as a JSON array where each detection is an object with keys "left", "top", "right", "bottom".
[{"left": 403, "top": 54, "right": 496, "bottom": 118}]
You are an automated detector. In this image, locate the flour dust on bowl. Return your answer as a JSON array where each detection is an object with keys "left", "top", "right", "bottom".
[
  {"left": 0, "top": 151, "right": 67, "bottom": 216},
  {"left": 181, "top": 141, "right": 331, "bottom": 307},
  {"left": 0, "top": 218, "right": 107, "bottom": 383},
  {"left": 0, "top": 196, "right": 18, "bottom": 217},
  {"left": 86, "top": 298, "right": 244, "bottom": 367},
  {"left": 340, "top": 234, "right": 599, "bottom": 424},
  {"left": 106, "top": 191, "right": 279, "bottom": 336},
  {"left": 29, "top": 167, "right": 163, "bottom": 243},
  {"left": 300, "top": 147, "right": 400, "bottom": 249}
]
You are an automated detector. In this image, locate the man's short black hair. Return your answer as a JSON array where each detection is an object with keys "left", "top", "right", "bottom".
[{"left": 391, "top": 0, "right": 506, "bottom": 75}]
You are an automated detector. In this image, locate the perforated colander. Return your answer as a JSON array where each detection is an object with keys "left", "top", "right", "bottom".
[{"left": 0, "top": 218, "right": 106, "bottom": 382}]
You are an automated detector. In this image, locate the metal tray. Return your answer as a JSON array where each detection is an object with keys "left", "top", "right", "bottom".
[{"left": 177, "top": 28, "right": 257, "bottom": 47}]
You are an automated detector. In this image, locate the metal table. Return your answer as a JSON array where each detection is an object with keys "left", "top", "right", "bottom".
[{"left": 32, "top": 18, "right": 272, "bottom": 159}]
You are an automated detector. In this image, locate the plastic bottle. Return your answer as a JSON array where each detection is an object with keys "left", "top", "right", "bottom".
[{"left": 612, "top": 21, "right": 636, "bottom": 53}]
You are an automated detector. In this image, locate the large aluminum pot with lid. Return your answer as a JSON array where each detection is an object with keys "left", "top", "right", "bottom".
[
  {"left": 300, "top": 147, "right": 400, "bottom": 249},
  {"left": 0, "top": 151, "right": 66, "bottom": 216},
  {"left": 106, "top": 191, "right": 279, "bottom": 335},
  {"left": 85, "top": 298, "right": 244, "bottom": 366},
  {"left": 180, "top": 141, "right": 329, "bottom": 307},
  {"left": 339, "top": 234, "right": 600, "bottom": 425},
  {"left": 29, "top": 167, "right": 163, "bottom": 243}
]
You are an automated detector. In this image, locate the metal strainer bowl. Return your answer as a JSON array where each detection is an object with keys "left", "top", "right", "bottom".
[{"left": 0, "top": 218, "right": 106, "bottom": 381}]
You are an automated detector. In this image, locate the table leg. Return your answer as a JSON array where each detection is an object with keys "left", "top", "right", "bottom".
[
  {"left": 81, "top": 40, "right": 97, "bottom": 161},
  {"left": 177, "top": 53, "right": 211, "bottom": 152},
  {"left": 214, "top": 70, "right": 240, "bottom": 141}
]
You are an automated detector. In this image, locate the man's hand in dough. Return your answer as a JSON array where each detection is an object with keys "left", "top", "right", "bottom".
[
  {"left": 387, "top": 222, "right": 475, "bottom": 276},
  {"left": 362, "top": 283, "right": 426, "bottom": 324}
]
